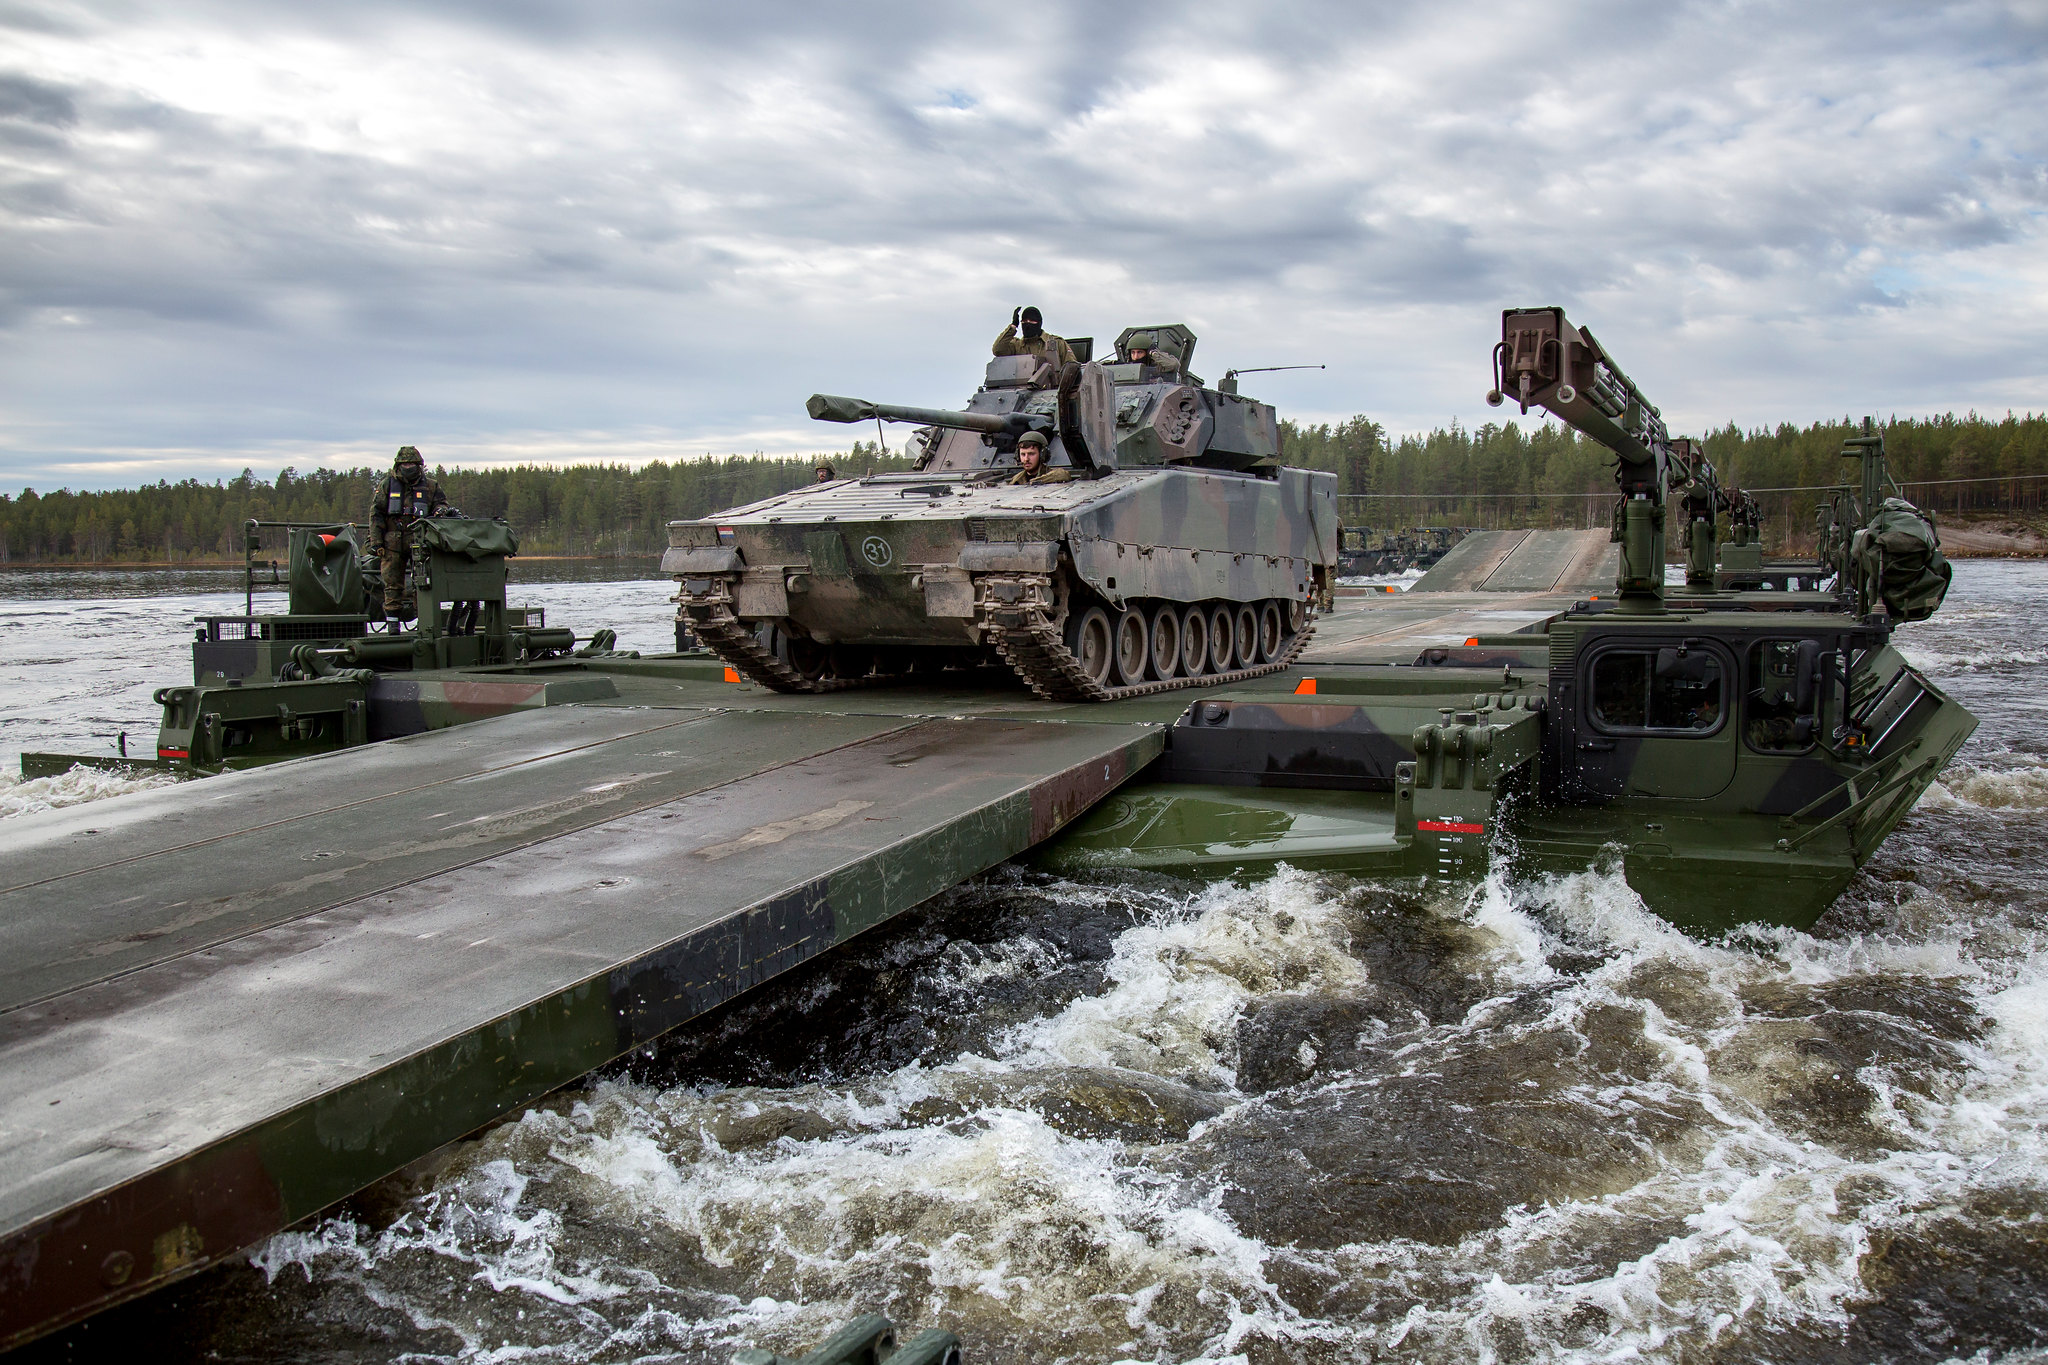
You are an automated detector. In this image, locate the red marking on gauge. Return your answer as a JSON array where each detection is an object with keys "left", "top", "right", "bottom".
[{"left": 1418, "top": 819, "right": 1484, "bottom": 834}]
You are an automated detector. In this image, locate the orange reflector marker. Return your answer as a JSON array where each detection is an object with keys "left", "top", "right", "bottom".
[
  {"left": 723, "top": 666, "right": 741, "bottom": 683},
  {"left": 1293, "top": 678, "right": 1317, "bottom": 695},
  {"left": 1463, "top": 637, "right": 1479, "bottom": 646},
  {"left": 1384, "top": 585, "right": 1398, "bottom": 593}
]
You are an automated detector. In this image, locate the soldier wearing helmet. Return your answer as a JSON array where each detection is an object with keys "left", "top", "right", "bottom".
[
  {"left": 368, "top": 445, "right": 450, "bottom": 622},
  {"left": 1007, "top": 430, "right": 1072, "bottom": 485},
  {"left": 993, "top": 306, "right": 1078, "bottom": 369},
  {"left": 1123, "top": 331, "right": 1181, "bottom": 377}
]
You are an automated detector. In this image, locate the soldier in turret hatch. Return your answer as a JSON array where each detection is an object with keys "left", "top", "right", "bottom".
[
  {"left": 368, "top": 445, "right": 449, "bottom": 622},
  {"left": 1124, "top": 331, "right": 1181, "bottom": 377},
  {"left": 1008, "top": 431, "right": 1072, "bottom": 486},
  {"left": 993, "top": 306, "right": 1078, "bottom": 369}
]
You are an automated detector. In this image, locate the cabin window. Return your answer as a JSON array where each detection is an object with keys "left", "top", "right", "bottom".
[{"left": 1588, "top": 647, "right": 1725, "bottom": 734}]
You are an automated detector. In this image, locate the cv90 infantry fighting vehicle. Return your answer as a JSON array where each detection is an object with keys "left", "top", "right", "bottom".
[{"left": 664, "top": 325, "right": 1339, "bottom": 701}]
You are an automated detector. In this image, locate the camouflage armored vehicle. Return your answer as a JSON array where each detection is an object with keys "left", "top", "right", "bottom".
[{"left": 666, "top": 325, "right": 1340, "bottom": 700}]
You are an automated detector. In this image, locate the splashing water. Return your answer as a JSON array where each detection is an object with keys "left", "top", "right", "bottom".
[{"left": 0, "top": 764, "right": 182, "bottom": 819}]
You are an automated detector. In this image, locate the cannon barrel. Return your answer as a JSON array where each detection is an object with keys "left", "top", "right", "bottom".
[{"left": 806, "top": 393, "right": 1049, "bottom": 436}]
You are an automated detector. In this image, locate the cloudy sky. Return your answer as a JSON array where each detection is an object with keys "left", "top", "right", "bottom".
[{"left": 2, "top": 0, "right": 2043, "bottom": 489}]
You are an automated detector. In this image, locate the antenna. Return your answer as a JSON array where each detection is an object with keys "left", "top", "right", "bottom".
[{"left": 1219, "top": 364, "right": 1325, "bottom": 395}]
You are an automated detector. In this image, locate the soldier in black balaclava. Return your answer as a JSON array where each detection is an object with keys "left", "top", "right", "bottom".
[
  {"left": 993, "top": 305, "right": 1078, "bottom": 368},
  {"left": 368, "top": 446, "right": 449, "bottom": 622}
]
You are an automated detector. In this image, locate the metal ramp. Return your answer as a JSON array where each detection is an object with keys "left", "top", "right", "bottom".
[
  {"left": 0, "top": 705, "right": 1161, "bottom": 1347},
  {"left": 1413, "top": 530, "right": 1615, "bottom": 594}
]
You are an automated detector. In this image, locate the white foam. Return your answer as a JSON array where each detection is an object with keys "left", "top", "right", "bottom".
[
  {"left": 0, "top": 764, "right": 180, "bottom": 819},
  {"left": 996, "top": 867, "right": 1368, "bottom": 1086},
  {"left": 1923, "top": 764, "right": 2048, "bottom": 812}
]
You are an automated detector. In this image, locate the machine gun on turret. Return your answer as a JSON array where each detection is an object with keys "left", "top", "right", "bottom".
[{"left": 1487, "top": 306, "right": 1672, "bottom": 604}]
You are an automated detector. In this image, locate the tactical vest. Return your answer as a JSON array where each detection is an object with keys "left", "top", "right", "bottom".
[{"left": 384, "top": 476, "right": 434, "bottom": 522}]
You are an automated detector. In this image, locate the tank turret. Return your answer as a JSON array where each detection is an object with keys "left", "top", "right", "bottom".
[{"left": 810, "top": 333, "right": 1281, "bottom": 477}]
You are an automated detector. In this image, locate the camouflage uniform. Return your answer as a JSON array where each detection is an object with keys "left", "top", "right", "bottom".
[
  {"left": 992, "top": 324, "right": 1078, "bottom": 369},
  {"left": 368, "top": 452, "right": 449, "bottom": 618},
  {"left": 1125, "top": 332, "right": 1181, "bottom": 378},
  {"left": 1008, "top": 464, "right": 1074, "bottom": 486}
]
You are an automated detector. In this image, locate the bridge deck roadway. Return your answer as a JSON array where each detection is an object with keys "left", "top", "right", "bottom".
[
  {"left": 0, "top": 584, "right": 1586, "bottom": 1346},
  {"left": 0, "top": 703, "right": 1162, "bottom": 1346}
]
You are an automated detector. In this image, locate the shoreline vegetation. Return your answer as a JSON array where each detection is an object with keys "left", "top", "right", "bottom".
[{"left": 2, "top": 412, "right": 2043, "bottom": 565}]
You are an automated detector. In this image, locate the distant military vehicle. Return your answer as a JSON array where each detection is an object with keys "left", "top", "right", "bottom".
[
  {"left": 1337, "top": 524, "right": 1471, "bottom": 577},
  {"left": 665, "top": 325, "right": 1340, "bottom": 700}
]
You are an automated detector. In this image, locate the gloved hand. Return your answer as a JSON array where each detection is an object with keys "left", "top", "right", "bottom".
[{"left": 1011, "top": 306, "right": 1022, "bottom": 328}]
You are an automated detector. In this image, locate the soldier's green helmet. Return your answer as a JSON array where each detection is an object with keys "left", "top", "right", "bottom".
[
  {"left": 395, "top": 445, "right": 423, "bottom": 466},
  {"left": 1018, "top": 430, "right": 1049, "bottom": 449},
  {"left": 1127, "top": 331, "right": 1156, "bottom": 354}
]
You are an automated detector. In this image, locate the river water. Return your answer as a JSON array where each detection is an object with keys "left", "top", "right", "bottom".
[{"left": 7, "top": 560, "right": 2046, "bottom": 1364}]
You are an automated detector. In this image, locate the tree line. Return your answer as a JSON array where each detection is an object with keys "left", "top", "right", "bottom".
[
  {"left": 0, "top": 443, "right": 912, "bottom": 563},
  {"left": 0, "top": 414, "right": 2041, "bottom": 564},
  {"left": 1283, "top": 410, "right": 2048, "bottom": 546}
]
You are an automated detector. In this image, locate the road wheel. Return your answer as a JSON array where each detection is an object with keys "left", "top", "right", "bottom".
[
  {"left": 1147, "top": 605, "right": 1182, "bottom": 681},
  {"left": 777, "top": 629, "right": 830, "bottom": 681},
  {"left": 1065, "top": 605, "right": 1114, "bottom": 686},
  {"left": 1234, "top": 605, "right": 1259, "bottom": 669},
  {"left": 1287, "top": 596, "right": 1307, "bottom": 633},
  {"left": 1112, "top": 607, "right": 1149, "bottom": 687},
  {"left": 1180, "top": 606, "right": 1210, "bottom": 677},
  {"left": 1257, "top": 601, "right": 1283, "bottom": 661},
  {"left": 1208, "top": 603, "right": 1237, "bottom": 672}
]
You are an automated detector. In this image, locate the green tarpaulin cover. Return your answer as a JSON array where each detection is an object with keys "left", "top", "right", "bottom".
[
  {"left": 416, "top": 518, "right": 519, "bottom": 560},
  {"left": 1870, "top": 498, "right": 1951, "bottom": 623},
  {"left": 287, "top": 525, "right": 366, "bottom": 615}
]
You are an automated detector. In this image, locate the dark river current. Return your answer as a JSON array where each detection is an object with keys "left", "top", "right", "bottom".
[{"left": 5, "top": 560, "right": 2045, "bottom": 1364}]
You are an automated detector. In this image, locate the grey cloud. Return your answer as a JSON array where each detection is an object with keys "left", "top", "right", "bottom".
[
  {"left": 0, "top": 71, "right": 75, "bottom": 124},
  {"left": 0, "top": 0, "right": 2043, "bottom": 486}
]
